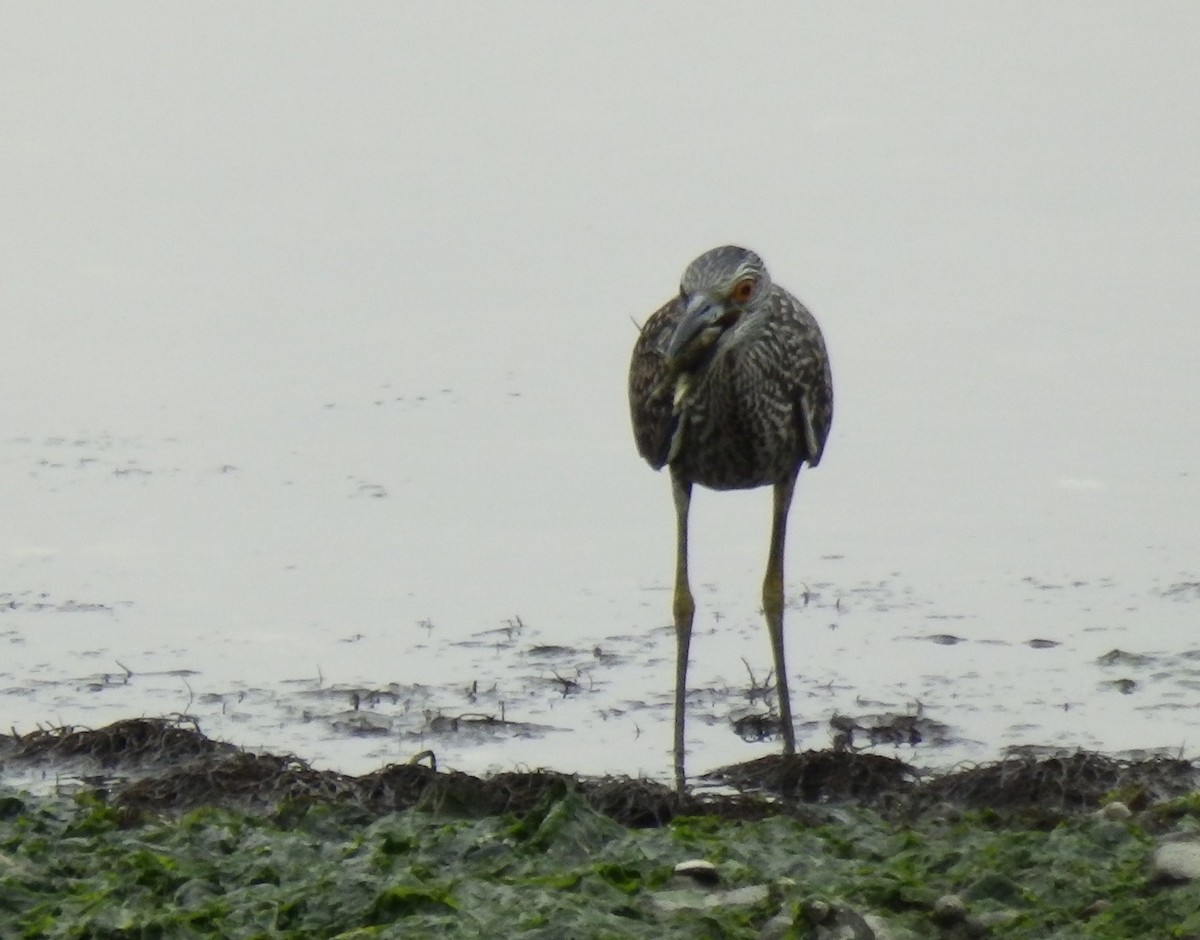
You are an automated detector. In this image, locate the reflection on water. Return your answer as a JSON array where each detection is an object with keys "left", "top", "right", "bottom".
[{"left": 2, "top": 4, "right": 1199, "bottom": 785}]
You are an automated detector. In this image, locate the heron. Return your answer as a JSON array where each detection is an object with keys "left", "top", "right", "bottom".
[{"left": 628, "top": 245, "right": 833, "bottom": 793}]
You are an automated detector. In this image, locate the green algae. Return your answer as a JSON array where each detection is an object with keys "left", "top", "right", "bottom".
[{"left": 1, "top": 787, "right": 1199, "bottom": 939}]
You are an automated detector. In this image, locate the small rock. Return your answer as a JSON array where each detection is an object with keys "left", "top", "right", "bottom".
[
  {"left": 1152, "top": 841, "right": 1200, "bottom": 883},
  {"left": 673, "top": 859, "right": 719, "bottom": 886},
  {"left": 1084, "top": 899, "right": 1112, "bottom": 917},
  {"left": 932, "top": 893, "right": 967, "bottom": 924},
  {"left": 1095, "top": 801, "right": 1132, "bottom": 821}
]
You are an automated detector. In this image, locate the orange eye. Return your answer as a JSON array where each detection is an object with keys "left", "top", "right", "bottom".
[{"left": 731, "top": 278, "right": 756, "bottom": 303}]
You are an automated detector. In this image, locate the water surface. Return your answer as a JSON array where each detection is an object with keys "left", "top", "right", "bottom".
[{"left": 2, "top": 4, "right": 1198, "bottom": 785}]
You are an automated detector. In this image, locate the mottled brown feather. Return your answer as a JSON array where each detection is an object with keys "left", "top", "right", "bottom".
[{"left": 628, "top": 272, "right": 832, "bottom": 491}]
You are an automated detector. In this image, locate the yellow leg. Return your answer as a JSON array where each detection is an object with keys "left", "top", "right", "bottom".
[
  {"left": 670, "top": 471, "right": 695, "bottom": 794},
  {"left": 763, "top": 471, "right": 799, "bottom": 755}
]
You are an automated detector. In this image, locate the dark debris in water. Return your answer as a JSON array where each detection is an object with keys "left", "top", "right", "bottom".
[
  {"left": 1161, "top": 580, "right": 1200, "bottom": 600},
  {"left": 1097, "top": 648, "right": 1157, "bottom": 668},
  {"left": 827, "top": 709, "right": 955, "bottom": 751},
  {"left": 2, "top": 717, "right": 1198, "bottom": 829}
]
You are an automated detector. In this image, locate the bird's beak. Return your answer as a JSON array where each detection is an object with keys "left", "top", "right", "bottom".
[{"left": 666, "top": 296, "right": 738, "bottom": 364}]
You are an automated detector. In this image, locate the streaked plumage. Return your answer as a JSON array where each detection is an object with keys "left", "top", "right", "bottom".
[{"left": 628, "top": 245, "right": 833, "bottom": 793}]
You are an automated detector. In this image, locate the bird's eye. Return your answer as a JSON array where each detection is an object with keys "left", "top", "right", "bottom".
[{"left": 731, "top": 278, "right": 756, "bottom": 303}]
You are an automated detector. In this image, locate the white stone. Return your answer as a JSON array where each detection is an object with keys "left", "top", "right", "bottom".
[
  {"left": 1152, "top": 841, "right": 1200, "bottom": 882},
  {"left": 673, "top": 858, "right": 719, "bottom": 885},
  {"left": 933, "top": 894, "right": 967, "bottom": 922}
]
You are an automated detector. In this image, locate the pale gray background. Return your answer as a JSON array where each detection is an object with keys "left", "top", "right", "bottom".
[{"left": 3, "top": 4, "right": 1197, "bottom": 783}]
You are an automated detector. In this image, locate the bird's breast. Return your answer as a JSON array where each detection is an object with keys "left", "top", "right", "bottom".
[{"left": 667, "top": 368, "right": 803, "bottom": 490}]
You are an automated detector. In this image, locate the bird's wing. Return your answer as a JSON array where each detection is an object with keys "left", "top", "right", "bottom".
[
  {"left": 778, "top": 290, "right": 833, "bottom": 469},
  {"left": 798, "top": 388, "right": 824, "bottom": 468},
  {"left": 628, "top": 297, "right": 682, "bottom": 470}
]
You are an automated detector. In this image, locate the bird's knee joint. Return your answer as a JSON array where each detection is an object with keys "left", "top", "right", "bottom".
[
  {"left": 762, "top": 582, "right": 784, "bottom": 620},
  {"left": 673, "top": 589, "right": 695, "bottom": 625}
]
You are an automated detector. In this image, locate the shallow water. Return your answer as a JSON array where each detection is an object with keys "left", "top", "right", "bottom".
[{"left": 3, "top": 4, "right": 1199, "bottom": 787}]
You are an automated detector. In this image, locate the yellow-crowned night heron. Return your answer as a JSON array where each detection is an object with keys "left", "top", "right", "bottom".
[{"left": 628, "top": 246, "right": 833, "bottom": 792}]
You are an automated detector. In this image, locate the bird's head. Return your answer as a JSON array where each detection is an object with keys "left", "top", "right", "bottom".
[{"left": 666, "top": 246, "right": 771, "bottom": 368}]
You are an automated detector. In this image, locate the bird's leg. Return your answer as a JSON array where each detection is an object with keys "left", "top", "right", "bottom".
[
  {"left": 670, "top": 470, "right": 695, "bottom": 794},
  {"left": 764, "top": 470, "right": 799, "bottom": 755}
]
